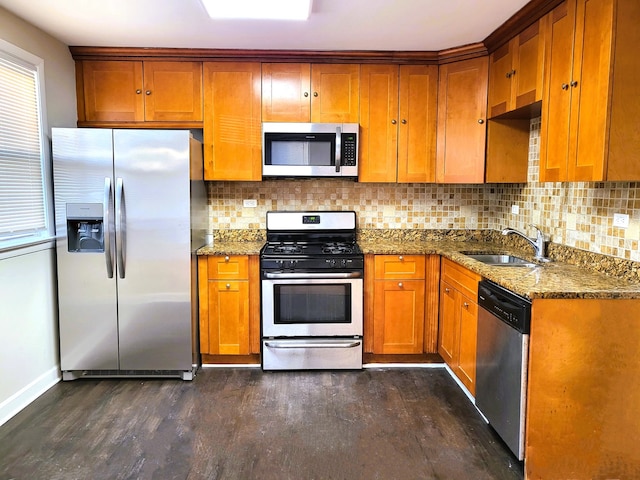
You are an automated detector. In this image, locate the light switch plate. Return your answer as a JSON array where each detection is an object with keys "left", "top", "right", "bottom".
[
  {"left": 511, "top": 205, "right": 520, "bottom": 215},
  {"left": 243, "top": 199, "right": 257, "bottom": 208}
]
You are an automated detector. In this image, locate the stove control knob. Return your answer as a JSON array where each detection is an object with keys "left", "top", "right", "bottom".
[{"left": 329, "top": 259, "right": 337, "bottom": 267}]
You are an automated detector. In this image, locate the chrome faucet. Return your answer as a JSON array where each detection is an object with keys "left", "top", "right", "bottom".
[{"left": 501, "top": 224, "right": 547, "bottom": 259}]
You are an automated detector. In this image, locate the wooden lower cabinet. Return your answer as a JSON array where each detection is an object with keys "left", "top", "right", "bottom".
[
  {"left": 438, "top": 258, "right": 481, "bottom": 395},
  {"left": 365, "top": 254, "right": 439, "bottom": 355},
  {"left": 525, "top": 298, "right": 640, "bottom": 478},
  {"left": 198, "top": 255, "right": 260, "bottom": 358}
]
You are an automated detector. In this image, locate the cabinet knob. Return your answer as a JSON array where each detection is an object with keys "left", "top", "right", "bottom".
[
  {"left": 445, "top": 287, "right": 451, "bottom": 293},
  {"left": 398, "top": 282, "right": 403, "bottom": 288},
  {"left": 145, "top": 90, "right": 151, "bottom": 95},
  {"left": 478, "top": 119, "right": 484, "bottom": 124},
  {"left": 224, "top": 255, "right": 230, "bottom": 262},
  {"left": 562, "top": 83, "right": 570, "bottom": 90},
  {"left": 401, "top": 119, "right": 407, "bottom": 124},
  {"left": 313, "top": 92, "right": 319, "bottom": 97},
  {"left": 135, "top": 89, "right": 142, "bottom": 94},
  {"left": 398, "top": 255, "right": 404, "bottom": 261},
  {"left": 570, "top": 80, "right": 578, "bottom": 87},
  {"left": 463, "top": 302, "right": 469, "bottom": 308},
  {"left": 226, "top": 283, "right": 231, "bottom": 289},
  {"left": 391, "top": 119, "right": 397, "bottom": 125},
  {"left": 505, "top": 69, "right": 516, "bottom": 78},
  {"left": 304, "top": 92, "right": 309, "bottom": 97}
]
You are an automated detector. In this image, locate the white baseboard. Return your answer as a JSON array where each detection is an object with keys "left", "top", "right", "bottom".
[{"left": 0, "top": 366, "right": 61, "bottom": 427}]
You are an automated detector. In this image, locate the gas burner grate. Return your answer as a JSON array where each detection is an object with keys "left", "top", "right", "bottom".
[
  {"left": 271, "top": 243, "right": 304, "bottom": 254},
  {"left": 322, "top": 242, "right": 355, "bottom": 255}
]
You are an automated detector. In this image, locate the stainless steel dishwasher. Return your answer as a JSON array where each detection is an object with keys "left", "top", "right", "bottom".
[{"left": 475, "top": 280, "right": 531, "bottom": 461}]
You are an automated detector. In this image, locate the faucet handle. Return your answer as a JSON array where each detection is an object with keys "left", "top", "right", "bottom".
[{"left": 529, "top": 224, "right": 545, "bottom": 239}]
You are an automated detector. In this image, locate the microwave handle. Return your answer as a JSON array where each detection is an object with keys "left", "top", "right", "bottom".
[{"left": 335, "top": 125, "right": 341, "bottom": 173}]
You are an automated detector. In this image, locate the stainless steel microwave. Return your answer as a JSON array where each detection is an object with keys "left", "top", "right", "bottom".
[{"left": 262, "top": 122, "right": 359, "bottom": 178}]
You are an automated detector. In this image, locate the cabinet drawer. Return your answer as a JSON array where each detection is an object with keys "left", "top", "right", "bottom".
[
  {"left": 374, "top": 255, "right": 425, "bottom": 280},
  {"left": 206, "top": 255, "right": 249, "bottom": 280},
  {"left": 441, "top": 258, "right": 481, "bottom": 299}
]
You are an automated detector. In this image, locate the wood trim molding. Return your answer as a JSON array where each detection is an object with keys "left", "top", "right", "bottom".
[
  {"left": 483, "top": 0, "right": 564, "bottom": 52},
  {"left": 69, "top": 46, "right": 442, "bottom": 64},
  {"left": 70, "top": 1, "right": 561, "bottom": 64},
  {"left": 69, "top": 44, "right": 486, "bottom": 65}
]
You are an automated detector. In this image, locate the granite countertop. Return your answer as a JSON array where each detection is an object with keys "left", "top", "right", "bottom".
[
  {"left": 359, "top": 237, "right": 640, "bottom": 300},
  {"left": 197, "top": 229, "right": 640, "bottom": 300},
  {"left": 197, "top": 241, "right": 264, "bottom": 256}
]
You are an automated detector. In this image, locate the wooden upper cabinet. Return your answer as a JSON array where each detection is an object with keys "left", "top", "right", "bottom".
[
  {"left": 436, "top": 57, "right": 489, "bottom": 183},
  {"left": 541, "top": 0, "right": 640, "bottom": 182},
  {"left": 310, "top": 64, "right": 360, "bottom": 123},
  {"left": 262, "top": 63, "right": 359, "bottom": 123},
  {"left": 262, "top": 63, "right": 311, "bottom": 122},
  {"left": 203, "top": 62, "right": 262, "bottom": 181},
  {"left": 142, "top": 62, "right": 203, "bottom": 122},
  {"left": 79, "top": 60, "right": 202, "bottom": 124},
  {"left": 488, "top": 20, "right": 545, "bottom": 118},
  {"left": 81, "top": 61, "right": 144, "bottom": 122},
  {"left": 359, "top": 64, "right": 437, "bottom": 183}
]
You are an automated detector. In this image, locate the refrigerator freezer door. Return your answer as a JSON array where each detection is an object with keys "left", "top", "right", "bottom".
[
  {"left": 113, "top": 130, "right": 192, "bottom": 371},
  {"left": 53, "top": 128, "right": 119, "bottom": 370}
]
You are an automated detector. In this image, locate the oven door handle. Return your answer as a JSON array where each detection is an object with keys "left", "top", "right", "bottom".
[
  {"left": 264, "top": 340, "right": 362, "bottom": 349},
  {"left": 264, "top": 272, "right": 362, "bottom": 279}
]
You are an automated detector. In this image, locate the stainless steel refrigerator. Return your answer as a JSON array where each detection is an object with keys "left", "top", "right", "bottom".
[{"left": 52, "top": 128, "right": 207, "bottom": 381}]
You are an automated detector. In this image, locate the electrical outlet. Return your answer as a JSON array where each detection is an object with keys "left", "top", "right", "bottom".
[
  {"left": 243, "top": 199, "right": 257, "bottom": 208},
  {"left": 613, "top": 213, "right": 629, "bottom": 228},
  {"left": 511, "top": 205, "right": 520, "bottom": 215}
]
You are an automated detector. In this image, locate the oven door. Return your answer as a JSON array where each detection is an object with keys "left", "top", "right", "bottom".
[{"left": 261, "top": 275, "right": 363, "bottom": 337}]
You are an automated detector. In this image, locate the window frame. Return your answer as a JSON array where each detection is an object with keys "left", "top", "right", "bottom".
[{"left": 0, "top": 39, "right": 54, "bottom": 256}]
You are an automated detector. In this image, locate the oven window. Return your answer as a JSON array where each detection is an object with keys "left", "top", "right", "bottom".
[{"left": 274, "top": 284, "right": 351, "bottom": 324}]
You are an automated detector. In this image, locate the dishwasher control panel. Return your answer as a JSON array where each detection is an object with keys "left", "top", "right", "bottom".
[{"left": 478, "top": 280, "right": 531, "bottom": 334}]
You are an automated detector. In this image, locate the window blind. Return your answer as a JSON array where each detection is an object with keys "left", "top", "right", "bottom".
[{"left": 0, "top": 50, "right": 48, "bottom": 248}]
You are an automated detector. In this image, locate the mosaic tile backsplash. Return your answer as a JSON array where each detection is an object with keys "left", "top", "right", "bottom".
[{"left": 206, "top": 117, "right": 640, "bottom": 262}]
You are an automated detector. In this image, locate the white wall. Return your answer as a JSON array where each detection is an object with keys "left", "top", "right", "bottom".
[{"left": 0, "top": 6, "right": 76, "bottom": 425}]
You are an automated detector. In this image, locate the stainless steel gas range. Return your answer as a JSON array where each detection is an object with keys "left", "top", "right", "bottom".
[{"left": 260, "top": 211, "right": 364, "bottom": 370}]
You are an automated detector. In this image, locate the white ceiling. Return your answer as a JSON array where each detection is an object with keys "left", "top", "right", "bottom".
[{"left": 0, "top": 0, "right": 530, "bottom": 51}]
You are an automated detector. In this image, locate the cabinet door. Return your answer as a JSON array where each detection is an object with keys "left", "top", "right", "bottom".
[
  {"left": 397, "top": 65, "right": 438, "bottom": 183},
  {"left": 82, "top": 61, "right": 144, "bottom": 122},
  {"left": 310, "top": 64, "right": 360, "bottom": 123},
  {"left": 540, "top": 1, "right": 576, "bottom": 182},
  {"left": 488, "top": 41, "right": 514, "bottom": 118},
  {"left": 204, "top": 280, "right": 250, "bottom": 355},
  {"left": 456, "top": 293, "right": 478, "bottom": 395},
  {"left": 143, "top": 61, "right": 203, "bottom": 122},
  {"left": 262, "top": 63, "right": 311, "bottom": 122},
  {"left": 436, "top": 57, "right": 488, "bottom": 183},
  {"left": 203, "top": 62, "right": 262, "bottom": 181},
  {"left": 512, "top": 20, "right": 545, "bottom": 109},
  {"left": 373, "top": 279, "right": 425, "bottom": 354},
  {"left": 437, "top": 280, "right": 458, "bottom": 366},
  {"left": 359, "top": 64, "right": 399, "bottom": 183},
  {"left": 568, "top": 0, "right": 615, "bottom": 181}
]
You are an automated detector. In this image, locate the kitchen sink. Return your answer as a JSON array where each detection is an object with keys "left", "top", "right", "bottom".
[{"left": 462, "top": 253, "right": 538, "bottom": 267}]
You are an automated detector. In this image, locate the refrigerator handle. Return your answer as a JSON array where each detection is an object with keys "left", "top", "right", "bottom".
[
  {"left": 115, "top": 177, "right": 126, "bottom": 279},
  {"left": 103, "top": 177, "right": 114, "bottom": 278}
]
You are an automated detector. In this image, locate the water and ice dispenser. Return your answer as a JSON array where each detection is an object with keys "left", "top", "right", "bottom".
[{"left": 66, "top": 203, "right": 104, "bottom": 252}]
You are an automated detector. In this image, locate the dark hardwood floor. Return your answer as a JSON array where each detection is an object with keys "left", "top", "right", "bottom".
[{"left": 0, "top": 367, "right": 523, "bottom": 480}]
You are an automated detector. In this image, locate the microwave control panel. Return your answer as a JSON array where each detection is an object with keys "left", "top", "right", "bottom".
[{"left": 342, "top": 134, "right": 357, "bottom": 166}]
